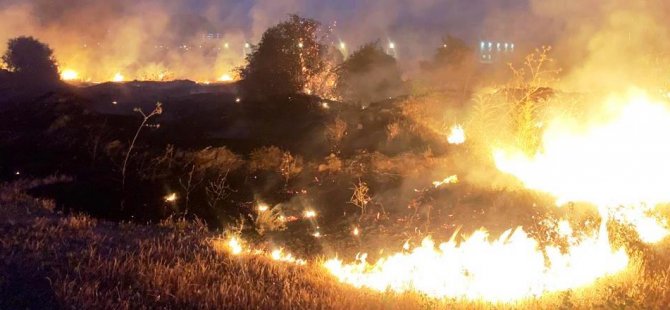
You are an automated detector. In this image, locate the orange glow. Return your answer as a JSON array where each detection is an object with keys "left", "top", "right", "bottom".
[{"left": 495, "top": 88, "right": 670, "bottom": 243}]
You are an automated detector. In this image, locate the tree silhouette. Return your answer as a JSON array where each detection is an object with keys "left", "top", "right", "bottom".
[
  {"left": 335, "top": 42, "right": 404, "bottom": 105},
  {"left": 433, "top": 35, "right": 472, "bottom": 67},
  {"left": 238, "top": 15, "right": 328, "bottom": 99},
  {"left": 2, "top": 36, "right": 60, "bottom": 85}
]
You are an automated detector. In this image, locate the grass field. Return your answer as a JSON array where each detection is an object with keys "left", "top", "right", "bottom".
[{"left": 1, "top": 179, "right": 669, "bottom": 309}]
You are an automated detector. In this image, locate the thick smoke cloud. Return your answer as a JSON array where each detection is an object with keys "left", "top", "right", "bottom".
[
  {"left": 0, "top": 0, "right": 530, "bottom": 81},
  {"left": 1, "top": 0, "right": 669, "bottom": 87}
]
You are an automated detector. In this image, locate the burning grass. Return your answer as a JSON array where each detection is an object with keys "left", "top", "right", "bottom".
[{"left": 1, "top": 179, "right": 669, "bottom": 309}]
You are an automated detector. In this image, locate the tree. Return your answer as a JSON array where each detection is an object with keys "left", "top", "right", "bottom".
[
  {"left": 2, "top": 36, "right": 60, "bottom": 85},
  {"left": 335, "top": 42, "right": 404, "bottom": 105},
  {"left": 238, "top": 15, "right": 329, "bottom": 99},
  {"left": 418, "top": 34, "right": 475, "bottom": 93},
  {"left": 433, "top": 35, "right": 472, "bottom": 67}
]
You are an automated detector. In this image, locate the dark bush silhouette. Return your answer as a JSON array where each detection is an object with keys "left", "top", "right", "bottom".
[
  {"left": 335, "top": 42, "right": 404, "bottom": 105},
  {"left": 2, "top": 36, "right": 60, "bottom": 86},
  {"left": 238, "top": 15, "right": 328, "bottom": 99}
]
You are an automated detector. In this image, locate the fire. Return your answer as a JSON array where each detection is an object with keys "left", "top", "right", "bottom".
[
  {"left": 271, "top": 249, "right": 307, "bottom": 265},
  {"left": 112, "top": 73, "right": 125, "bottom": 82},
  {"left": 60, "top": 69, "right": 79, "bottom": 81},
  {"left": 432, "top": 175, "right": 458, "bottom": 188},
  {"left": 164, "top": 192, "right": 177, "bottom": 202},
  {"left": 447, "top": 124, "right": 466, "bottom": 144},
  {"left": 257, "top": 203, "right": 269, "bottom": 212},
  {"left": 495, "top": 88, "right": 670, "bottom": 243},
  {"left": 227, "top": 236, "right": 243, "bottom": 255},
  {"left": 303, "top": 209, "right": 317, "bottom": 219},
  {"left": 325, "top": 221, "right": 627, "bottom": 302},
  {"left": 218, "top": 74, "right": 233, "bottom": 82},
  {"left": 214, "top": 236, "right": 306, "bottom": 265}
]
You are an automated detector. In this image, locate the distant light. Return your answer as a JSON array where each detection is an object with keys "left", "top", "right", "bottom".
[
  {"left": 224, "top": 42, "right": 229, "bottom": 49},
  {"left": 235, "top": 97, "right": 241, "bottom": 103},
  {"left": 112, "top": 101, "right": 118, "bottom": 105},
  {"left": 60, "top": 69, "right": 79, "bottom": 81},
  {"left": 321, "top": 102, "right": 330, "bottom": 109},
  {"left": 15, "top": 171, "right": 20, "bottom": 175},
  {"left": 244, "top": 42, "right": 250, "bottom": 48},
  {"left": 164, "top": 192, "right": 177, "bottom": 202},
  {"left": 312, "top": 231, "right": 322, "bottom": 238},
  {"left": 298, "top": 42, "right": 304, "bottom": 48},
  {"left": 352, "top": 227, "right": 360, "bottom": 236},
  {"left": 389, "top": 42, "right": 395, "bottom": 49},
  {"left": 112, "top": 73, "right": 124, "bottom": 82},
  {"left": 339, "top": 42, "right": 346, "bottom": 49}
]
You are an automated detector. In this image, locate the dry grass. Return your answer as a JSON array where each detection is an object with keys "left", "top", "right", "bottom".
[{"left": 1, "top": 179, "right": 669, "bottom": 309}]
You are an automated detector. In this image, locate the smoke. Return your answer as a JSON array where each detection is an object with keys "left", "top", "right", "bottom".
[{"left": 0, "top": 0, "right": 539, "bottom": 81}]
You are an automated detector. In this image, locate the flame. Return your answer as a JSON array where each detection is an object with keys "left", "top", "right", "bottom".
[
  {"left": 495, "top": 88, "right": 670, "bottom": 243},
  {"left": 164, "top": 193, "right": 177, "bottom": 202},
  {"left": 324, "top": 221, "right": 628, "bottom": 302},
  {"left": 303, "top": 209, "right": 317, "bottom": 219},
  {"left": 60, "top": 69, "right": 79, "bottom": 81},
  {"left": 227, "top": 236, "right": 243, "bottom": 255},
  {"left": 218, "top": 74, "right": 234, "bottom": 82},
  {"left": 112, "top": 73, "right": 125, "bottom": 82},
  {"left": 215, "top": 236, "right": 306, "bottom": 265},
  {"left": 257, "top": 203, "right": 269, "bottom": 212},
  {"left": 447, "top": 125, "right": 466, "bottom": 144},
  {"left": 271, "top": 249, "right": 307, "bottom": 265},
  {"left": 432, "top": 175, "right": 459, "bottom": 188}
]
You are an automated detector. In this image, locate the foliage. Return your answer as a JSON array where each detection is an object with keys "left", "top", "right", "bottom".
[
  {"left": 1, "top": 36, "right": 59, "bottom": 85},
  {"left": 432, "top": 35, "right": 473, "bottom": 67},
  {"left": 507, "top": 46, "right": 561, "bottom": 154},
  {"left": 335, "top": 42, "right": 404, "bottom": 105},
  {"left": 248, "top": 146, "right": 284, "bottom": 172},
  {"left": 254, "top": 204, "right": 287, "bottom": 235},
  {"left": 239, "top": 15, "right": 329, "bottom": 99},
  {"left": 279, "top": 151, "right": 303, "bottom": 186},
  {"left": 350, "top": 179, "right": 372, "bottom": 220},
  {"left": 325, "top": 116, "right": 348, "bottom": 151}
]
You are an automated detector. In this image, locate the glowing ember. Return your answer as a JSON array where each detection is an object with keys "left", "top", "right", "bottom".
[
  {"left": 495, "top": 88, "right": 670, "bottom": 243},
  {"left": 164, "top": 193, "right": 177, "bottom": 202},
  {"left": 324, "top": 222, "right": 628, "bottom": 302},
  {"left": 447, "top": 125, "right": 466, "bottom": 144},
  {"left": 303, "top": 209, "right": 317, "bottom": 219},
  {"left": 257, "top": 203, "right": 269, "bottom": 212},
  {"left": 432, "top": 175, "right": 458, "bottom": 188},
  {"left": 112, "top": 73, "right": 124, "bottom": 82},
  {"left": 60, "top": 69, "right": 79, "bottom": 81}
]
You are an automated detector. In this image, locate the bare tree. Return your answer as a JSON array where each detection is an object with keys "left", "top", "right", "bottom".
[
  {"left": 350, "top": 179, "right": 372, "bottom": 220},
  {"left": 121, "top": 102, "right": 162, "bottom": 189},
  {"left": 206, "top": 170, "right": 232, "bottom": 210},
  {"left": 279, "top": 151, "right": 302, "bottom": 187}
]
